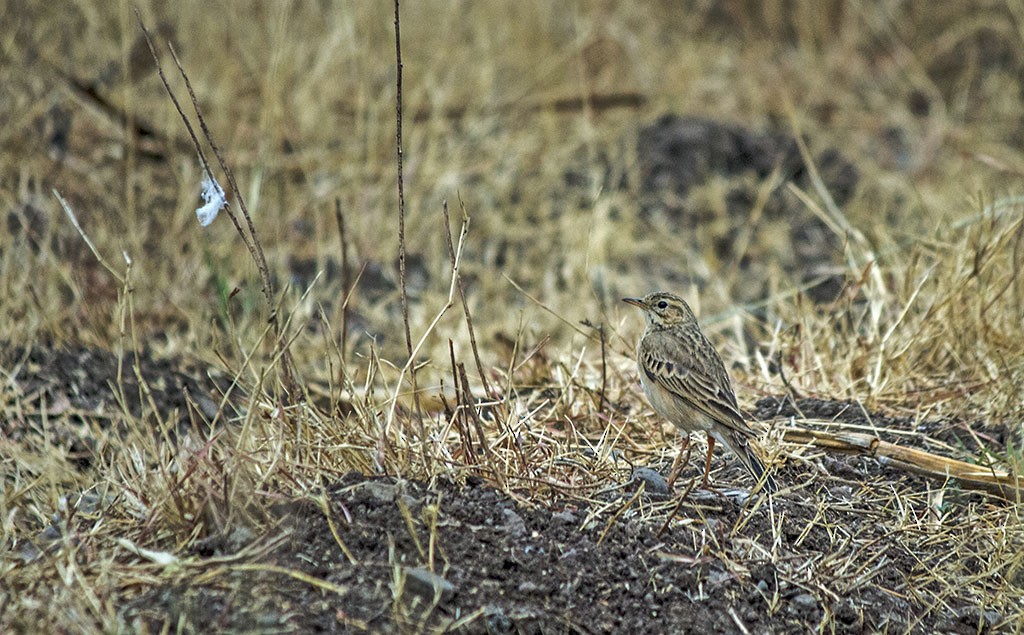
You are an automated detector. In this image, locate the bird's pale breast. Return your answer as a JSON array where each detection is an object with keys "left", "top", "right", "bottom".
[{"left": 637, "top": 357, "right": 715, "bottom": 435}]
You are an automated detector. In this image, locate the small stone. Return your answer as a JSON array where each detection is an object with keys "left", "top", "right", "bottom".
[
  {"left": 721, "top": 488, "right": 751, "bottom": 505},
  {"left": 403, "top": 567, "right": 455, "bottom": 603},
  {"left": 485, "top": 605, "right": 513, "bottom": 634},
  {"left": 18, "top": 543, "right": 42, "bottom": 563},
  {"left": 38, "top": 524, "right": 62, "bottom": 542},
  {"left": 982, "top": 610, "right": 1001, "bottom": 627},
  {"left": 559, "top": 548, "right": 579, "bottom": 561},
  {"left": 362, "top": 480, "right": 397, "bottom": 502},
  {"left": 73, "top": 492, "right": 107, "bottom": 515},
  {"left": 792, "top": 593, "right": 818, "bottom": 611},
  {"left": 551, "top": 510, "right": 577, "bottom": 525},
  {"left": 629, "top": 467, "right": 670, "bottom": 495},
  {"left": 707, "top": 568, "right": 732, "bottom": 588},
  {"left": 831, "top": 485, "right": 853, "bottom": 500},
  {"left": 256, "top": 612, "right": 283, "bottom": 626},
  {"left": 226, "top": 525, "right": 255, "bottom": 550},
  {"left": 960, "top": 607, "right": 1001, "bottom": 628},
  {"left": 502, "top": 509, "right": 527, "bottom": 536}
]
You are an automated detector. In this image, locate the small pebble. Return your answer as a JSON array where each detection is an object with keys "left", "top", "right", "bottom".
[
  {"left": 502, "top": 509, "right": 526, "bottom": 536},
  {"left": 485, "top": 605, "right": 513, "bottom": 634},
  {"left": 792, "top": 593, "right": 818, "bottom": 611},
  {"left": 361, "top": 480, "right": 397, "bottom": 502},
  {"left": 629, "top": 467, "right": 671, "bottom": 495},
  {"left": 403, "top": 567, "right": 455, "bottom": 603},
  {"left": 551, "top": 510, "right": 577, "bottom": 525}
]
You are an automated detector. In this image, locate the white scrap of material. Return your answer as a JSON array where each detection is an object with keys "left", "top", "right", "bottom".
[{"left": 196, "top": 173, "right": 226, "bottom": 227}]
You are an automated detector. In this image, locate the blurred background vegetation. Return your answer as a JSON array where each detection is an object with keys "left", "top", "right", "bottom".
[
  {"left": 4, "top": 3, "right": 1024, "bottom": 631},
  {"left": 4, "top": 0, "right": 1024, "bottom": 423}
]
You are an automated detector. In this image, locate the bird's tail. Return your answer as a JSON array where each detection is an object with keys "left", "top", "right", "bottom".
[{"left": 717, "top": 431, "right": 778, "bottom": 493}]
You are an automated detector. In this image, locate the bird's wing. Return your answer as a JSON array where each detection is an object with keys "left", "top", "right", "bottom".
[{"left": 638, "top": 330, "right": 753, "bottom": 438}]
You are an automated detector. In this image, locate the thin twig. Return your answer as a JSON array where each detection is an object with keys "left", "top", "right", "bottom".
[
  {"left": 775, "top": 349, "right": 802, "bottom": 400},
  {"left": 459, "top": 362, "right": 506, "bottom": 488},
  {"left": 383, "top": 214, "right": 469, "bottom": 439},
  {"left": 53, "top": 191, "right": 124, "bottom": 285},
  {"left": 657, "top": 476, "right": 697, "bottom": 537},
  {"left": 451, "top": 198, "right": 494, "bottom": 399},
  {"left": 168, "top": 41, "right": 301, "bottom": 401},
  {"left": 598, "top": 324, "right": 608, "bottom": 416},
  {"left": 135, "top": 12, "right": 301, "bottom": 401},
  {"left": 393, "top": 0, "right": 409, "bottom": 356},
  {"left": 780, "top": 425, "right": 1024, "bottom": 498},
  {"left": 598, "top": 483, "right": 644, "bottom": 546},
  {"left": 448, "top": 340, "right": 475, "bottom": 463},
  {"left": 504, "top": 275, "right": 601, "bottom": 341},
  {"left": 334, "top": 198, "right": 351, "bottom": 361},
  {"left": 392, "top": 0, "right": 426, "bottom": 462}
]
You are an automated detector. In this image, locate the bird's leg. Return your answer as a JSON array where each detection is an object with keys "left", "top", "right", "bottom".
[
  {"left": 666, "top": 435, "right": 693, "bottom": 489},
  {"left": 700, "top": 435, "right": 716, "bottom": 488}
]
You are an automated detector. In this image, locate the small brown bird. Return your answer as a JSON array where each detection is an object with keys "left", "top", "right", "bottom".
[{"left": 624, "top": 292, "right": 776, "bottom": 492}]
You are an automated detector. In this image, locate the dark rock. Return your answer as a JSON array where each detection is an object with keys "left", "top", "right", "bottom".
[{"left": 403, "top": 567, "right": 455, "bottom": 604}]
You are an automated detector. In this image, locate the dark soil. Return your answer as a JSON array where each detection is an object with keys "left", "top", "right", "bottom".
[
  {"left": 122, "top": 470, "right": 1001, "bottom": 634},
  {"left": 1, "top": 343, "right": 230, "bottom": 467},
  {"left": 4, "top": 344, "right": 1011, "bottom": 633}
]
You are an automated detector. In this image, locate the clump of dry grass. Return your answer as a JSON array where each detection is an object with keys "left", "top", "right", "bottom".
[
  {"left": 3, "top": 1, "right": 1024, "bottom": 631},
  {"left": 759, "top": 193, "right": 1024, "bottom": 424}
]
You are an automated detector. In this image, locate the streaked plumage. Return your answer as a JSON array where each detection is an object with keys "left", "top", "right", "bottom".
[{"left": 624, "top": 292, "right": 776, "bottom": 492}]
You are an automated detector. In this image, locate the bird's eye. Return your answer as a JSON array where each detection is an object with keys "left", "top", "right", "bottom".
[{"left": 657, "top": 300, "right": 668, "bottom": 309}]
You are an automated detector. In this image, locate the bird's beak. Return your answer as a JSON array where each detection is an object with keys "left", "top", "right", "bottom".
[{"left": 622, "top": 297, "right": 645, "bottom": 308}]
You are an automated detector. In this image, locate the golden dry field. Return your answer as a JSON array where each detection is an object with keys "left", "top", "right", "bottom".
[{"left": 3, "top": 1, "right": 1024, "bottom": 632}]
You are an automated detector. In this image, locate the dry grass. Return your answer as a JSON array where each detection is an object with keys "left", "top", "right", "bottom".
[{"left": 3, "top": 1, "right": 1024, "bottom": 631}]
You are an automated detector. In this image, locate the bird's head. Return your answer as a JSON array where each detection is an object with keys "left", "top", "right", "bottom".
[{"left": 622, "top": 292, "right": 698, "bottom": 328}]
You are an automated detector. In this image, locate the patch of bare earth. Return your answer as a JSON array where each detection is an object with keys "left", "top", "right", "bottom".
[
  {"left": 8, "top": 344, "right": 1011, "bottom": 634},
  {"left": 121, "top": 471, "right": 1006, "bottom": 634}
]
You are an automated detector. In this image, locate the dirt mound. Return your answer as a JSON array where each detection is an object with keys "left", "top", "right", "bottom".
[{"left": 123, "top": 471, "right": 1004, "bottom": 633}]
